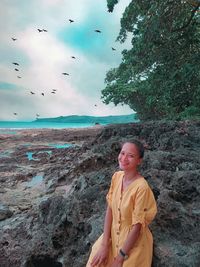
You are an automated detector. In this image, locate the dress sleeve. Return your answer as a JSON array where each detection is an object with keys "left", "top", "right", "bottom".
[
  {"left": 132, "top": 185, "right": 157, "bottom": 227},
  {"left": 106, "top": 172, "right": 117, "bottom": 208}
]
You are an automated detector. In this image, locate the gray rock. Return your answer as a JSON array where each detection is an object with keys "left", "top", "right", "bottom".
[
  {"left": 0, "top": 204, "right": 13, "bottom": 221},
  {"left": 0, "top": 122, "right": 200, "bottom": 267}
]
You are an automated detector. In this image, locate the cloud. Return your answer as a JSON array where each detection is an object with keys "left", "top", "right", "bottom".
[
  {"left": 0, "top": 0, "right": 133, "bottom": 121},
  {"left": 0, "top": 82, "right": 22, "bottom": 90}
]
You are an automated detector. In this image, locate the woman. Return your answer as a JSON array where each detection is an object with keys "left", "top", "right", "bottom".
[{"left": 86, "top": 140, "right": 157, "bottom": 267}]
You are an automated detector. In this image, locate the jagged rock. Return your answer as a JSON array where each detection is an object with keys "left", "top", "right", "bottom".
[
  {"left": 0, "top": 122, "right": 199, "bottom": 267},
  {"left": 0, "top": 204, "right": 13, "bottom": 221}
]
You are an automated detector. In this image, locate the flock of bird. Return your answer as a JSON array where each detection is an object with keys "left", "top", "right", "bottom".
[{"left": 10, "top": 19, "right": 117, "bottom": 118}]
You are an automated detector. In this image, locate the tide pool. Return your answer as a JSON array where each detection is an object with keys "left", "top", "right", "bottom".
[
  {"left": 25, "top": 143, "right": 74, "bottom": 161},
  {"left": 48, "top": 143, "right": 74, "bottom": 149},
  {"left": 0, "top": 130, "right": 17, "bottom": 134},
  {"left": 26, "top": 151, "right": 52, "bottom": 161},
  {"left": 24, "top": 174, "right": 44, "bottom": 187}
]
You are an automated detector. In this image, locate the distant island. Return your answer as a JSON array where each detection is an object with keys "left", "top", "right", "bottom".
[{"left": 33, "top": 114, "right": 137, "bottom": 124}]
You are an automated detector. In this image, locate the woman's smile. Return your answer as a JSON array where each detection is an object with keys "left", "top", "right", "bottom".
[{"left": 118, "top": 143, "right": 142, "bottom": 171}]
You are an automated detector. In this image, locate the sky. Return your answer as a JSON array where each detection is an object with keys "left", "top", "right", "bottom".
[{"left": 0, "top": 0, "right": 133, "bottom": 121}]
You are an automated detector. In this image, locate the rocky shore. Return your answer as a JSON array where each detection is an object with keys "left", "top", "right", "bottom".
[{"left": 0, "top": 121, "right": 199, "bottom": 267}]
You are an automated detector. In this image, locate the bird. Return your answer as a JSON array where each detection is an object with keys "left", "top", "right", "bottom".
[
  {"left": 52, "top": 89, "right": 57, "bottom": 91},
  {"left": 13, "top": 112, "right": 18, "bottom": 115},
  {"left": 71, "top": 56, "right": 76, "bottom": 59},
  {"left": 94, "top": 104, "right": 97, "bottom": 107},
  {"left": 14, "top": 68, "right": 19, "bottom": 71},
  {"left": 36, "top": 114, "right": 40, "bottom": 117},
  {"left": 12, "top": 62, "right": 19, "bottom": 66},
  {"left": 37, "top": 29, "right": 43, "bottom": 32},
  {"left": 43, "top": 29, "right": 48, "bottom": 32},
  {"left": 94, "top": 29, "right": 101, "bottom": 33},
  {"left": 69, "top": 19, "right": 74, "bottom": 23},
  {"left": 30, "top": 91, "right": 35, "bottom": 94},
  {"left": 41, "top": 93, "right": 44, "bottom": 96},
  {"left": 17, "top": 76, "right": 22, "bottom": 78},
  {"left": 62, "top": 72, "right": 69, "bottom": 75},
  {"left": 11, "top": 37, "right": 17, "bottom": 41},
  {"left": 51, "top": 91, "right": 56, "bottom": 94},
  {"left": 112, "top": 47, "right": 116, "bottom": 51}
]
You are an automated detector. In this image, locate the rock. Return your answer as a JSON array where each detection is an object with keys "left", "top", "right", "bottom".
[
  {"left": 0, "top": 122, "right": 199, "bottom": 267},
  {"left": 0, "top": 204, "right": 13, "bottom": 221}
]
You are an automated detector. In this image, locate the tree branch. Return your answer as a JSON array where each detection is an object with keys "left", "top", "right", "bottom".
[{"left": 172, "top": 4, "right": 200, "bottom": 32}]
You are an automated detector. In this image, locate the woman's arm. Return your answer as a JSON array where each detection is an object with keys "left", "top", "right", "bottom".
[
  {"left": 90, "top": 205, "right": 113, "bottom": 267},
  {"left": 111, "top": 223, "right": 141, "bottom": 267},
  {"left": 121, "top": 223, "right": 141, "bottom": 254}
]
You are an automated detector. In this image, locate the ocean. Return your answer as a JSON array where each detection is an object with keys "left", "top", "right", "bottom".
[{"left": 0, "top": 121, "right": 98, "bottom": 129}]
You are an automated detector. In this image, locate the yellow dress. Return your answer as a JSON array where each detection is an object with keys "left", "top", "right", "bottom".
[{"left": 86, "top": 171, "right": 157, "bottom": 267}]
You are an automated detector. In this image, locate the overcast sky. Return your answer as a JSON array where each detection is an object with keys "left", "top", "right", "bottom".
[{"left": 0, "top": 0, "right": 133, "bottom": 121}]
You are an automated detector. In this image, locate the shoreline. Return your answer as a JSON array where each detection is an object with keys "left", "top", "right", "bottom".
[
  {"left": 0, "top": 125, "right": 105, "bottom": 154},
  {"left": 0, "top": 124, "right": 104, "bottom": 131},
  {"left": 0, "top": 120, "right": 199, "bottom": 267},
  {"left": 0, "top": 124, "right": 104, "bottom": 137}
]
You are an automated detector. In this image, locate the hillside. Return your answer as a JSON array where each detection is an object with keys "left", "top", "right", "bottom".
[{"left": 33, "top": 114, "right": 137, "bottom": 124}]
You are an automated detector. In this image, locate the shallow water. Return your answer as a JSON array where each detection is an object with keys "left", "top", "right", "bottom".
[
  {"left": 48, "top": 143, "right": 74, "bottom": 149},
  {"left": 0, "top": 121, "right": 95, "bottom": 129},
  {"left": 0, "top": 130, "right": 17, "bottom": 134},
  {"left": 26, "top": 151, "right": 52, "bottom": 161},
  {"left": 26, "top": 152, "right": 40, "bottom": 161},
  {"left": 24, "top": 174, "right": 44, "bottom": 187},
  {"left": 25, "top": 144, "right": 73, "bottom": 160}
]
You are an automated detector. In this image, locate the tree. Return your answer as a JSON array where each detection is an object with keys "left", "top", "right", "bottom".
[{"left": 102, "top": 0, "right": 200, "bottom": 120}]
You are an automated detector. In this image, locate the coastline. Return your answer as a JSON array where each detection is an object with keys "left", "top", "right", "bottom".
[
  {"left": 0, "top": 120, "right": 199, "bottom": 267},
  {"left": 0, "top": 124, "right": 104, "bottom": 138},
  {"left": 0, "top": 125, "right": 105, "bottom": 154}
]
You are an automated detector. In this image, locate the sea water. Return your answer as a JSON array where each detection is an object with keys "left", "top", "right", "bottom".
[{"left": 0, "top": 121, "right": 95, "bottom": 129}]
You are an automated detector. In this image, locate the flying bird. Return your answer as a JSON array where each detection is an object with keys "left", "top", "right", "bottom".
[
  {"left": 41, "top": 93, "right": 44, "bottom": 96},
  {"left": 36, "top": 114, "right": 40, "bottom": 117},
  {"left": 11, "top": 37, "right": 17, "bottom": 41},
  {"left": 12, "top": 62, "right": 19, "bottom": 66},
  {"left": 30, "top": 91, "right": 35, "bottom": 95},
  {"left": 69, "top": 19, "right": 74, "bottom": 23},
  {"left": 51, "top": 91, "right": 56, "bottom": 94},
  {"left": 14, "top": 68, "right": 19, "bottom": 71},
  {"left": 43, "top": 29, "right": 48, "bottom": 32},
  {"left": 94, "top": 29, "right": 101, "bottom": 33},
  {"left": 37, "top": 29, "right": 43, "bottom": 32},
  {"left": 112, "top": 47, "right": 116, "bottom": 51},
  {"left": 13, "top": 113, "right": 18, "bottom": 115},
  {"left": 17, "top": 76, "right": 22, "bottom": 78},
  {"left": 94, "top": 104, "right": 97, "bottom": 107},
  {"left": 71, "top": 56, "right": 76, "bottom": 59},
  {"left": 62, "top": 72, "right": 69, "bottom": 75},
  {"left": 52, "top": 89, "right": 57, "bottom": 91}
]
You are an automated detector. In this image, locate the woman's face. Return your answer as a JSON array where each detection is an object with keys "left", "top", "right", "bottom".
[{"left": 118, "top": 142, "right": 142, "bottom": 172}]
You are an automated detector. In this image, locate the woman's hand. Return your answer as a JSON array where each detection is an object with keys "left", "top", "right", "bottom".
[
  {"left": 90, "top": 243, "right": 109, "bottom": 267},
  {"left": 110, "top": 255, "right": 124, "bottom": 267}
]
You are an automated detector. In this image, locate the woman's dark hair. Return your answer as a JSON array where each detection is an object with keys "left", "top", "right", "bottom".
[{"left": 121, "top": 139, "right": 145, "bottom": 159}]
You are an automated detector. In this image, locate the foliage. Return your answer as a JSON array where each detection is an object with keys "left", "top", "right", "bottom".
[{"left": 102, "top": 0, "right": 200, "bottom": 120}]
